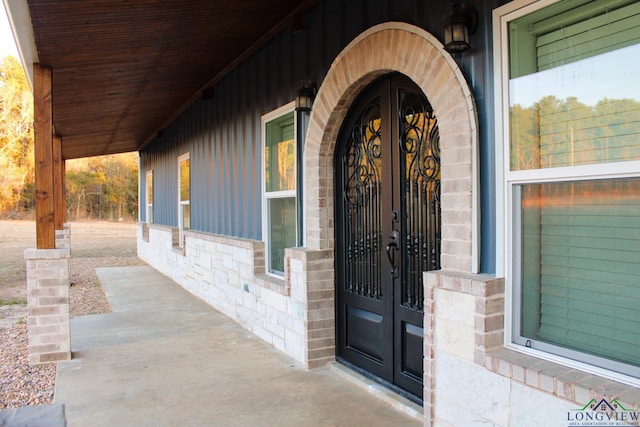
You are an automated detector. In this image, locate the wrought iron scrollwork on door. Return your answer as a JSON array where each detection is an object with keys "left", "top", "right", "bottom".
[
  {"left": 398, "top": 90, "right": 441, "bottom": 311},
  {"left": 342, "top": 99, "right": 383, "bottom": 299}
]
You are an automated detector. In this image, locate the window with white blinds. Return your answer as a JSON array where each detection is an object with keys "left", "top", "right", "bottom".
[
  {"left": 501, "top": 0, "right": 640, "bottom": 378},
  {"left": 518, "top": 179, "right": 640, "bottom": 372},
  {"left": 508, "top": 0, "right": 640, "bottom": 171}
]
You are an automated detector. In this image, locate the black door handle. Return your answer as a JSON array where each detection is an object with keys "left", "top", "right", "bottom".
[
  {"left": 386, "top": 241, "right": 397, "bottom": 267},
  {"left": 385, "top": 229, "right": 399, "bottom": 274}
]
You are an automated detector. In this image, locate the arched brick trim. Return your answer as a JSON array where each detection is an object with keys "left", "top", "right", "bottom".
[
  {"left": 301, "top": 23, "right": 479, "bottom": 422},
  {"left": 304, "top": 22, "right": 479, "bottom": 273}
]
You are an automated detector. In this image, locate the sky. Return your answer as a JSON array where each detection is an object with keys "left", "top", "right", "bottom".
[{"left": 0, "top": 4, "right": 19, "bottom": 59}]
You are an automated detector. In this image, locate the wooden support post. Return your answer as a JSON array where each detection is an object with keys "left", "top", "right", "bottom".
[
  {"left": 33, "top": 64, "right": 55, "bottom": 249},
  {"left": 53, "top": 135, "right": 65, "bottom": 229},
  {"left": 62, "top": 160, "right": 67, "bottom": 224},
  {"left": 28, "top": 65, "right": 71, "bottom": 364}
]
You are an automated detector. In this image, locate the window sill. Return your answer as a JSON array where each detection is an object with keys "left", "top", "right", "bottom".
[
  {"left": 171, "top": 227, "right": 185, "bottom": 256},
  {"left": 179, "top": 229, "right": 291, "bottom": 296},
  {"left": 485, "top": 347, "right": 640, "bottom": 410},
  {"left": 140, "top": 222, "right": 150, "bottom": 242},
  {"left": 171, "top": 245, "right": 185, "bottom": 256},
  {"left": 254, "top": 273, "right": 289, "bottom": 296}
]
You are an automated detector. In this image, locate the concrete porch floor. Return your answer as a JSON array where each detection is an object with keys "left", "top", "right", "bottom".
[{"left": 54, "top": 266, "right": 423, "bottom": 427}]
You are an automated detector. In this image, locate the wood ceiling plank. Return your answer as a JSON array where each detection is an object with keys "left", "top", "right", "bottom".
[{"left": 26, "top": 0, "right": 313, "bottom": 159}]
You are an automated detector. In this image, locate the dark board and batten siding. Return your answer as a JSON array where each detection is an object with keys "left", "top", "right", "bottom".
[{"left": 139, "top": 0, "right": 501, "bottom": 273}]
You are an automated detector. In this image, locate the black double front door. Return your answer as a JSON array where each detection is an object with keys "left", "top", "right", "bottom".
[{"left": 335, "top": 74, "right": 441, "bottom": 400}]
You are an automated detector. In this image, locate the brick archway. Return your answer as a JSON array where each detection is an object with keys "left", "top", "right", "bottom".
[
  {"left": 300, "top": 23, "right": 479, "bottom": 420},
  {"left": 304, "top": 22, "right": 478, "bottom": 273}
]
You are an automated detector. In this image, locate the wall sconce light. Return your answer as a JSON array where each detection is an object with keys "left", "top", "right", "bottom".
[
  {"left": 442, "top": 0, "right": 477, "bottom": 54},
  {"left": 295, "top": 82, "right": 316, "bottom": 112}
]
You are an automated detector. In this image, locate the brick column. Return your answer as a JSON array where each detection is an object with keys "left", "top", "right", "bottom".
[
  {"left": 24, "top": 248, "right": 71, "bottom": 365},
  {"left": 423, "top": 270, "right": 504, "bottom": 426},
  {"left": 286, "top": 247, "right": 335, "bottom": 370},
  {"left": 304, "top": 249, "right": 335, "bottom": 369}
]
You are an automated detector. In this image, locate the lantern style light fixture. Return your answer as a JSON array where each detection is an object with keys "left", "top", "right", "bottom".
[
  {"left": 442, "top": 0, "right": 477, "bottom": 54},
  {"left": 295, "top": 82, "right": 316, "bottom": 112}
]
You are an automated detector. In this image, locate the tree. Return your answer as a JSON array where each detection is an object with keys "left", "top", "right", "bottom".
[
  {"left": 0, "top": 55, "right": 34, "bottom": 217},
  {"left": 101, "top": 154, "right": 138, "bottom": 221},
  {"left": 0, "top": 55, "right": 139, "bottom": 220},
  {"left": 66, "top": 153, "right": 138, "bottom": 221}
]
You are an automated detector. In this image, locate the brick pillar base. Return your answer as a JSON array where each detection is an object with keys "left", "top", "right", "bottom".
[
  {"left": 24, "top": 248, "right": 71, "bottom": 365},
  {"left": 286, "top": 247, "right": 335, "bottom": 370}
]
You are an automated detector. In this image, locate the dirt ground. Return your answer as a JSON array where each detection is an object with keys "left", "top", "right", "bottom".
[
  {"left": 0, "top": 220, "right": 145, "bottom": 410},
  {"left": 0, "top": 220, "right": 139, "bottom": 301},
  {"left": 0, "top": 220, "right": 144, "bottom": 329}
]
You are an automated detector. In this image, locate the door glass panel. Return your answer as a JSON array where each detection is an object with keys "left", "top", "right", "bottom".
[
  {"left": 398, "top": 89, "right": 441, "bottom": 310},
  {"left": 341, "top": 98, "right": 383, "bottom": 299}
]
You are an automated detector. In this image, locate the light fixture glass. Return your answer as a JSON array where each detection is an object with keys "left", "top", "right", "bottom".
[
  {"left": 442, "top": 13, "right": 470, "bottom": 53},
  {"left": 295, "top": 85, "right": 315, "bottom": 112}
]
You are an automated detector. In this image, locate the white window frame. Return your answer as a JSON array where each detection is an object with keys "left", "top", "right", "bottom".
[
  {"left": 178, "top": 153, "right": 190, "bottom": 247},
  {"left": 261, "top": 101, "right": 297, "bottom": 278},
  {"left": 494, "top": 0, "right": 640, "bottom": 386},
  {"left": 146, "top": 170, "right": 153, "bottom": 224}
]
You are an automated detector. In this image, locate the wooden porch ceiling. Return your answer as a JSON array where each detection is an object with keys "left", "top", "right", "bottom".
[{"left": 27, "top": 0, "right": 315, "bottom": 160}]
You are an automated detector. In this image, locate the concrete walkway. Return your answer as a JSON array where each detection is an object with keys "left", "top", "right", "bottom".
[{"left": 54, "top": 266, "right": 422, "bottom": 427}]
